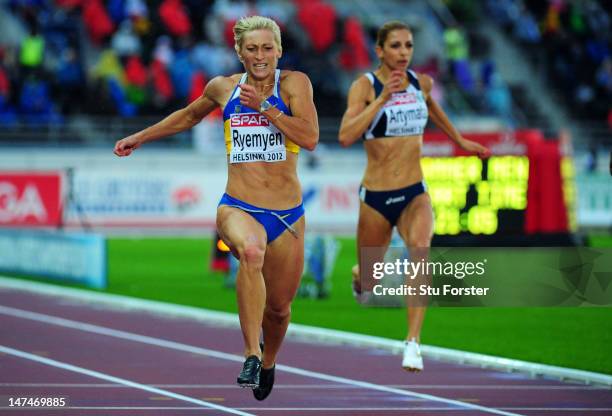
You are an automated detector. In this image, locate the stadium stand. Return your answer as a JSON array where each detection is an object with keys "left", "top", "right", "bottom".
[{"left": 0, "top": 0, "right": 609, "bottom": 148}]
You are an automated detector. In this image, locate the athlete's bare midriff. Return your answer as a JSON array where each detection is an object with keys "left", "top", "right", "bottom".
[
  {"left": 225, "top": 153, "right": 301, "bottom": 209},
  {"left": 362, "top": 135, "right": 423, "bottom": 190}
]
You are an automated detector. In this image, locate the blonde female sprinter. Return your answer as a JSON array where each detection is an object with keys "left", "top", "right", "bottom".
[{"left": 115, "top": 16, "right": 319, "bottom": 399}]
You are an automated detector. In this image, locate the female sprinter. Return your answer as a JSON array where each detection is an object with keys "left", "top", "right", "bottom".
[
  {"left": 114, "top": 16, "right": 319, "bottom": 400},
  {"left": 338, "top": 21, "right": 489, "bottom": 372}
]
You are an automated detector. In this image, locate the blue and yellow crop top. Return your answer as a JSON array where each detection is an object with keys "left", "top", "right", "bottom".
[
  {"left": 362, "top": 70, "right": 429, "bottom": 140},
  {"left": 223, "top": 69, "right": 299, "bottom": 163}
]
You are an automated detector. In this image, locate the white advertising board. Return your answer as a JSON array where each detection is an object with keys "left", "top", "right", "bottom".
[{"left": 64, "top": 169, "right": 362, "bottom": 232}]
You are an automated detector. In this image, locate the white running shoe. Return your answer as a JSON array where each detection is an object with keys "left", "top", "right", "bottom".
[
  {"left": 402, "top": 339, "right": 424, "bottom": 371},
  {"left": 351, "top": 265, "right": 372, "bottom": 304},
  {"left": 352, "top": 280, "right": 372, "bottom": 304}
]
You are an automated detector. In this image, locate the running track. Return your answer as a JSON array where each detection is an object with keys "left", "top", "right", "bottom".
[{"left": 0, "top": 281, "right": 610, "bottom": 415}]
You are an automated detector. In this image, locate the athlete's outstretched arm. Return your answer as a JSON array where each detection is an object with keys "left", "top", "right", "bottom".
[
  {"left": 114, "top": 77, "right": 225, "bottom": 157},
  {"left": 239, "top": 71, "right": 319, "bottom": 151},
  {"left": 338, "top": 71, "right": 404, "bottom": 147},
  {"left": 419, "top": 74, "right": 490, "bottom": 158}
]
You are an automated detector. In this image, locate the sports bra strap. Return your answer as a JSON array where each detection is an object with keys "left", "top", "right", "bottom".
[
  {"left": 407, "top": 70, "right": 421, "bottom": 91},
  {"left": 273, "top": 69, "right": 280, "bottom": 97},
  {"left": 365, "top": 72, "right": 384, "bottom": 97}
]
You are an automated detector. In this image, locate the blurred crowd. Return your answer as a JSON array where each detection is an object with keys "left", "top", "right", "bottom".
[
  {"left": 0, "top": 0, "right": 609, "bottom": 132},
  {"left": 0, "top": 0, "right": 376, "bottom": 125},
  {"left": 485, "top": 0, "right": 612, "bottom": 127}
]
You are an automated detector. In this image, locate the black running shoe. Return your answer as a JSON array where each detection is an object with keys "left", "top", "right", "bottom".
[
  {"left": 237, "top": 355, "right": 261, "bottom": 388},
  {"left": 253, "top": 365, "right": 275, "bottom": 401}
]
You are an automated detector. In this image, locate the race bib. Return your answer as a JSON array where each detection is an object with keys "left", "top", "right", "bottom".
[
  {"left": 229, "top": 113, "right": 287, "bottom": 164},
  {"left": 384, "top": 91, "right": 428, "bottom": 137}
]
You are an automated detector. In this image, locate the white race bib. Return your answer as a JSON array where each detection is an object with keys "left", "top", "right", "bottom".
[
  {"left": 229, "top": 113, "right": 287, "bottom": 164},
  {"left": 384, "top": 91, "right": 428, "bottom": 137}
]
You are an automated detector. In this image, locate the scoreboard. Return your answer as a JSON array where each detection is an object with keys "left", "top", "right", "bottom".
[
  {"left": 423, "top": 155, "right": 528, "bottom": 235},
  {"left": 422, "top": 130, "right": 573, "bottom": 236}
]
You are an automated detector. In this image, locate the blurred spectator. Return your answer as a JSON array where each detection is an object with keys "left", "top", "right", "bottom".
[
  {"left": 150, "top": 57, "right": 174, "bottom": 108},
  {"left": 485, "top": 73, "right": 513, "bottom": 122},
  {"left": 111, "top": 20, "right": 142, "bottom": 57},
  {"left": 296, "top": 0, "right": 337, "bottom": 53},
  {"left": 55, "top": 47, "right": 83, "bottom": 114},
  {"left": 124, "top": 55, "right": 147, "bottom": 107},
  {"left": 188, "top": 71, "right": 206, "bottom": 103},
  {"left": 108, "top": 77, "right": 136, "bottom": 116},
  {"left": 158, "top": 0, "right": 192, "bottom": 38},
  {"left": 108, "top": 0, "right": 127, "bottom": 24},
  {"left": 338, "top": 17, "right": 371, "bottom": 71},
  {"left": 92, "top": 49, "right": 125, "bottom": 84},
  {"left": 152, "top": 35, "right": 174, "bottom": 66},
  {"left": 584, "top": 0, "right": 610, "bottom": 36},
  {"left": 0, "top": 59, "right": 17, "bottom": 125},
  {"left": 443, "top": 24, "right": 475, "bottom": 93},
  {"left": 585, "top": 144, "right": 598, "bottom": 173},
  {"left": 0, "top": 64, "right": 10, "bottom": 99},
  {"left": 19, "top": 78, "right": 61, "bottom": 124},
  {"left": 126, "top": 0, "right": 149, "bottom": 18},
  {"left": 443, "top": 24, "right": 469, "bottom": 64},
  {"left": 514, "top": 5, "right": 541, "bottom": 44},
  {"left": 125, "top": 55, "right": 147, "bottom": 87},
  {"left": 19, "top": 26, "right": 45, "bottom": 77},
  {"left": 541, "top": 0, "right": 563, "bottom": 36},
  {"left": 596, "top": 57, "right": 612, "bottom": 93},
  {"left": 82, "top": 0, "right": 114, "bottom": 44},
  {"left": 169, "top": 48, "right": 195, "bottom": 100}
]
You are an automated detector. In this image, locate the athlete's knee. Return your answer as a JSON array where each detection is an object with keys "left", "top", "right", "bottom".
[
  {"left": 237, "top": 242, "right": 266, "bottom": 270},
  {"left": 406, "top": 235, "right": 431, "bottom": 248},
  {"left": 265, "top": 303, "right": 291, "bottom": 324}
]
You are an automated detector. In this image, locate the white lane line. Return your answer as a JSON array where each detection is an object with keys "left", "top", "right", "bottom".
[
  {"left": 0, "top": 345, "right": 253, "bottom": 416},
  {"left": 0, "top": 383, "right": 606, "bottom": 390},
  {"left": 0, "top": 407, "right": 609, "bottom": 412},
  {"left": 0, "top": 305, "right": 521, "bottom": 416}
]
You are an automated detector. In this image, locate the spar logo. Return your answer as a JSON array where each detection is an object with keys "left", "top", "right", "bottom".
[
  {"left": 385, "top": 91, "right": 418, "bottom": 107},
  {"left": 0, "top": 182, "right": 47, "bottom": 222},
  {"left": 230, "top": 114, "right": 270, "bottom": 127}
]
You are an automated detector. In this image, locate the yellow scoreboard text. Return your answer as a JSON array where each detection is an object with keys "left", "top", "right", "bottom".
[{"left": 422, "top": 156, "right": 529, "bottom": 235}]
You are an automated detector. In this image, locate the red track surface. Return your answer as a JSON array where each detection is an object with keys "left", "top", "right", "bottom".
[{"left": 0, "top": 286, "right": 610, "bottom": 416}]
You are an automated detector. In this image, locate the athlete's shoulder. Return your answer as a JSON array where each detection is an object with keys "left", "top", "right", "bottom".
[
  {"left": 348, "top": 73, "right": 375, "bottom": 97},
  {"left": 280, "top": 70, "right": 312, "bottom": 85},
  {"left": 280, "top": 70, "right": 313, "bottom": 98},
  {"left": 414, "top": 72, "right": 434, "bottom": 93},
  {"left": 356, "top": 72, "right": 375, "bottom": 85},
  {"left": 209, "top": 74, "right": 242, "bottom": 90},
  {"left": 205, "top": 74, "right": 241, "bottom": 102}
]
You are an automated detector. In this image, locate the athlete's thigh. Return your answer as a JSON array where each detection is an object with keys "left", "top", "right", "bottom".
[
  {"left": 396, "top": 193, "right": 434, "bottom": 247},
  {"left": 217, "top": 205, "right": 267, "bottom": 254},
  {"left": 357, "top": 201, "right": 394, "bottom": 253},
  {"left": 356, "top": 202, "right": 394, "bottom": 288},
  {"left": 261, "top": 217, "right": 305, "bottom": 307}
]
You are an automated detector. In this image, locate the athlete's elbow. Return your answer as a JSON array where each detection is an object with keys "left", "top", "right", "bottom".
[
  {"left": 338, "top": 131, "right": 355, "bottom": 147},
  {"left": 303, "top": 134, "right": 318, "bottom": 151}
]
